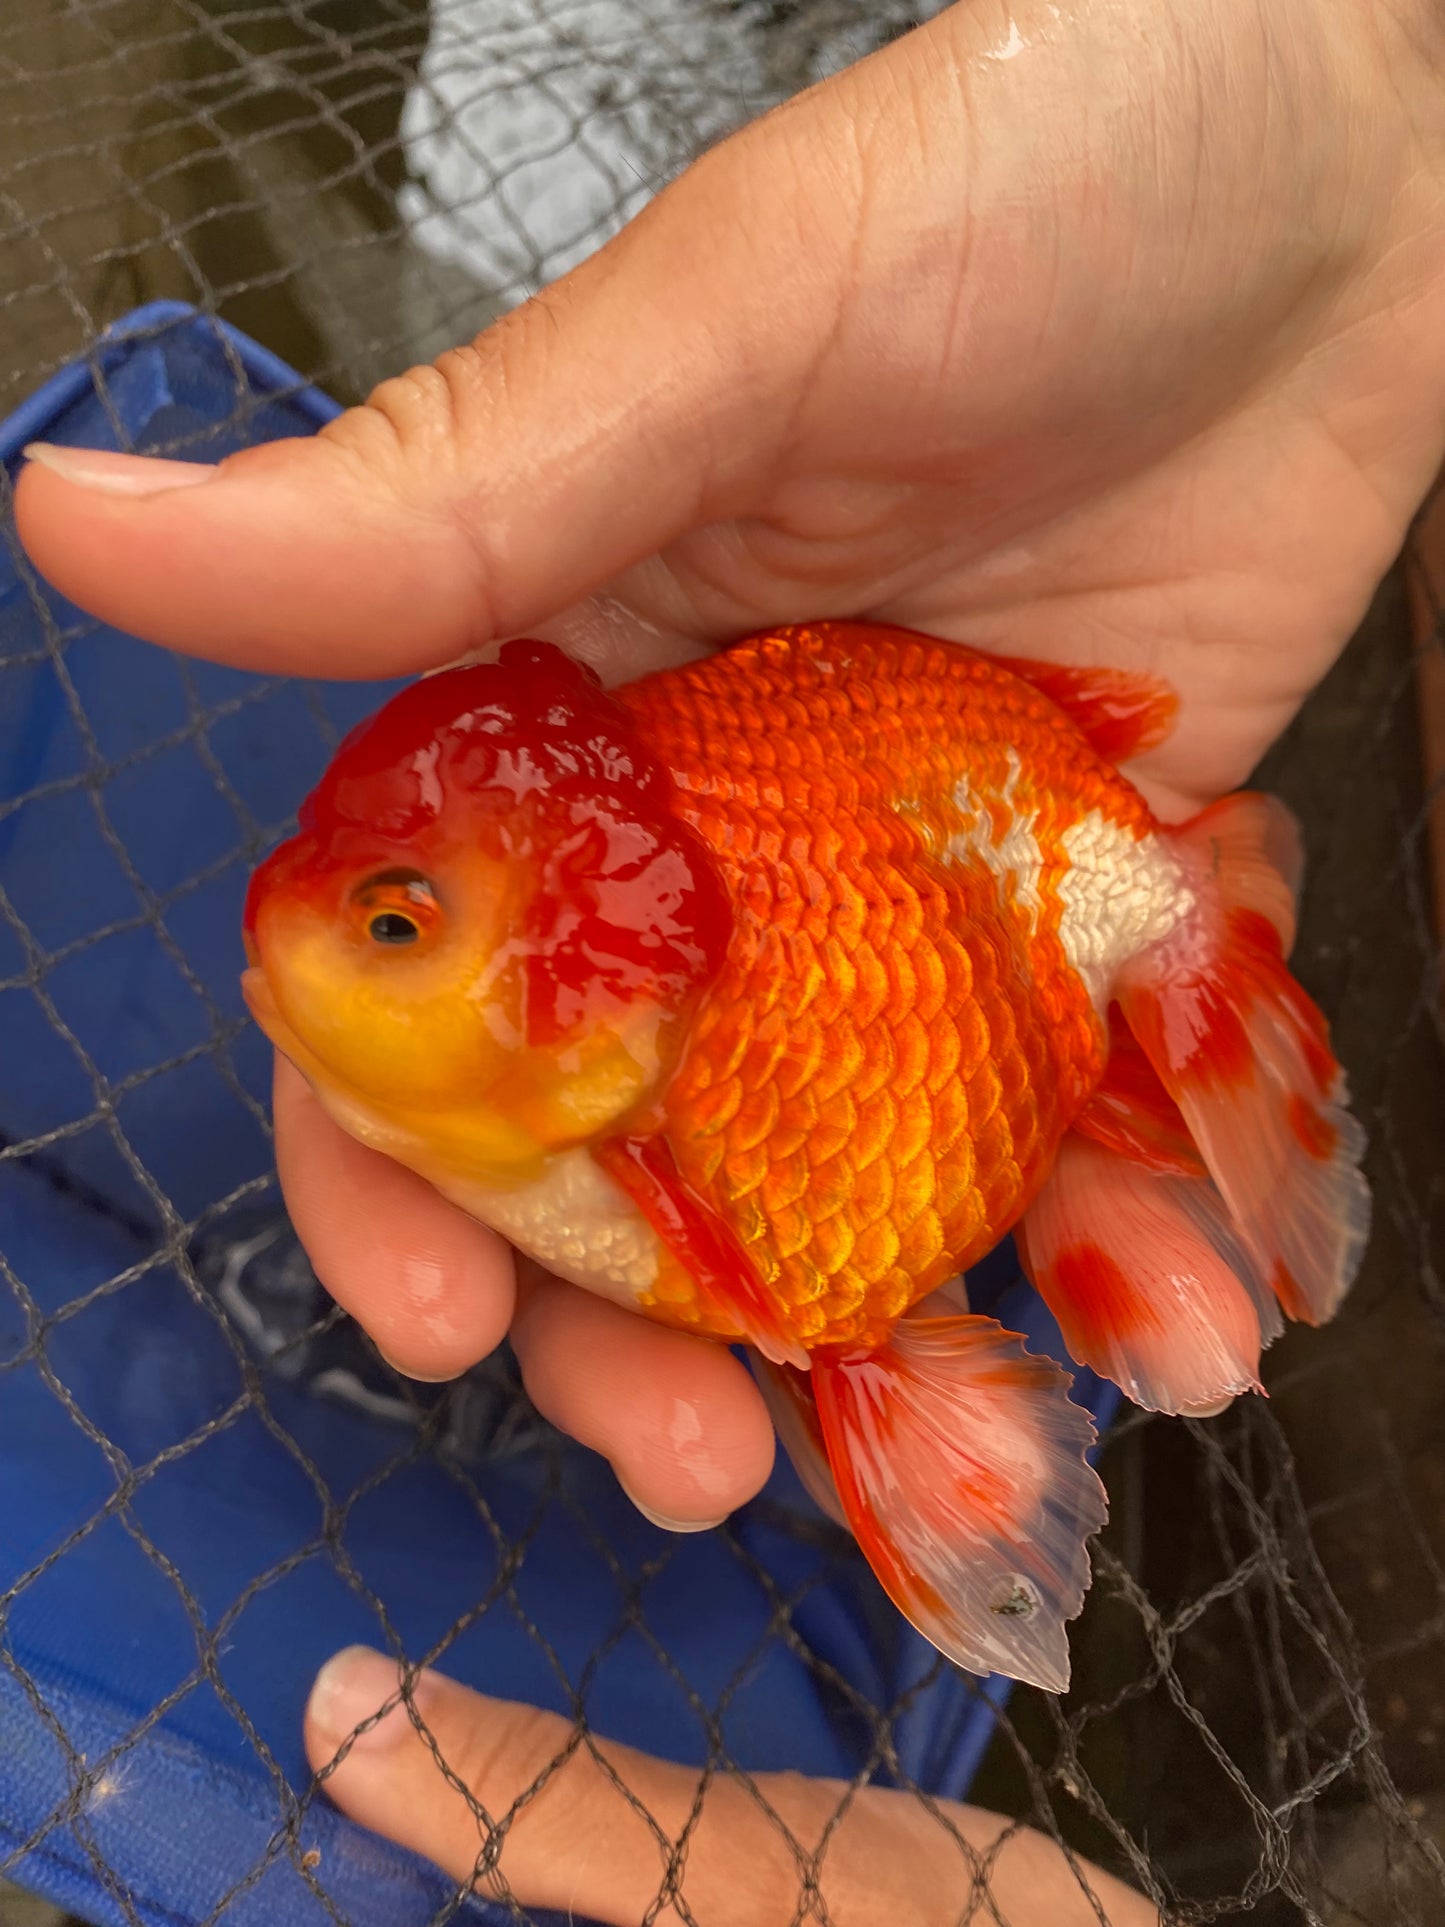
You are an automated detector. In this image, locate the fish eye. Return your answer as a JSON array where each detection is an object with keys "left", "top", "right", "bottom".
[
  {"left": 351, "top": 867, "right": 440, "bottom": 950},
  {"left": 368, "top": 910, "right": 420, "bottom": 945}
]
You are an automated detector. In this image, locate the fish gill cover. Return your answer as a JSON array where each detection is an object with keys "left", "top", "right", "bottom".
[{"left": 0, "top": 3, "right": 1443, "bottom": 1924}]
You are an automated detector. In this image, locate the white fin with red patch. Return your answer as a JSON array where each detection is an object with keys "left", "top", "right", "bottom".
[
  {"left": 748, "top": 1273, "right": 997, "bottom": 1534},
  {"left": 1072, "top": 1011, "right": 1206, "bottom": 1177},
  {"left": 1025, "top": 789, "right": 1367, "bottom": 1407},
  {"left": 792, "top": 1317, "right": 1107, "bottom": 1692},
  {"left": 1115, "top": 793, "right": 1369, "bottom": 1328},
  {"left": 1017, "top": 1132, "right": 1281, "bottom": 1414}
]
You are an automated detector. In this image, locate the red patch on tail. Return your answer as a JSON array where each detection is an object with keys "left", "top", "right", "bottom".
[
  {"left": 1286, "top": 1092, "right": 1338, "bottom": 1160},
  {"left": 1048, "top": 1241, "right": 1160, "bottom": 1341},
  {"left": 1116, "top": 809, "right": 1370, "bottom": 1332},
  {"left": 1018, "top": 1133, "right": 1273, "bottom": 1414},
  {"left": 1134, "top": 976, "right": 1251, "bottom": 1089},
  {"left": 1073, "top": 1012, "right": 1206, "bottom": 1176}
]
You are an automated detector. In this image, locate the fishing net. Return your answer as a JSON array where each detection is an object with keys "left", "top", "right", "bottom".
[{"left": 2, "top": 2, "right": 1444, "bottom": 1923}]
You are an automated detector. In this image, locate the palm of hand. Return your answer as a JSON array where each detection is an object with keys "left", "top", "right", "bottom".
[{"left": 517, "top": 0, "right": 1444, "bottom": 817}]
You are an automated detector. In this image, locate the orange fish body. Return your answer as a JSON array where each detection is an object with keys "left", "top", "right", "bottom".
[
  {"left": 617, "top": 627, "right": 1153, "bottom": 1354},
  {"left": 243, "top": 622, "right": 1369, "bottom": 1690}
]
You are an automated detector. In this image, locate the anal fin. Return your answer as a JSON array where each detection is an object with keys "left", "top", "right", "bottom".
[{"left": 810, "top": 1318, "right": 1106, "bottom": 1692}]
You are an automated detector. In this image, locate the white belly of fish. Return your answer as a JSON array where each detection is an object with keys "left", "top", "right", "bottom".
[{"left": 436, "top": 1148, "right": 662, "bottom": 1307}]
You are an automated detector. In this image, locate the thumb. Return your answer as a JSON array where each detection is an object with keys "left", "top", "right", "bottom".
[
  {"left": 303, "top": 1646, "right": 1159, "bottom": 1926},
  {"left": 11, "top": 121, "right": 837, "bottom": 681}
]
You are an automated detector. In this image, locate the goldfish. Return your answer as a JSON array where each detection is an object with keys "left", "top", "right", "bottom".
[{"left": 242, "top": 622, "right": 1369, "bottom": 1691}]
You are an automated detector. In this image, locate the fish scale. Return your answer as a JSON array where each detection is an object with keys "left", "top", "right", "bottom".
[{"left": 619, "top": 625, "right": 1119, "bottom": 1351}]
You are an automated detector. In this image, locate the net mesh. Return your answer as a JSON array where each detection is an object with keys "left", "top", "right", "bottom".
[{"left": 2, "top": 3, "right": 1444, "bottom": 1924}]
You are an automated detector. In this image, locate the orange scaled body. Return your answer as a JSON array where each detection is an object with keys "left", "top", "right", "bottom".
[{"left": 620, "top": 626, "right": 1143, "bottom": 1352}]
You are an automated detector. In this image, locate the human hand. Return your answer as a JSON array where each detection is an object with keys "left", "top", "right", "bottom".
[
  {"left": 16, "top": 0, "right": 1445, "bottom": 1526},
  {"left": 300, "top": 1644, "right": 1159, "bottom": 1924}
]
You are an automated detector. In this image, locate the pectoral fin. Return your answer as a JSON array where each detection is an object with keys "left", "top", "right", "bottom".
[{"left": 593, "top": 1133, "right": 808, "bottom": 1367}]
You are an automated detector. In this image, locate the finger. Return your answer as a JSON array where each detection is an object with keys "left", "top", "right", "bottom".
[
  {"left": 276, "top": 1054, "right": 775, "bottom": 1514},
  {"left": 510, "top": 1268, "right": 775, "bottom": 1529},
  {"left": 303, "top": 1649, "right": 1161, "bottom": 1926},
  {"left": 273, "top": 1055, "right": 514, "bottom": 1381},
  {"left": 10, "top": 101, "right": 843, "bottom": 677}
]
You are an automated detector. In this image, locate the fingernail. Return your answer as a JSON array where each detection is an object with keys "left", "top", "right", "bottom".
[
  {"left": 308, "top": 1645, "right": 440, "bottom": 1752},
  {"left": 619, "top": 1481, "right": 727, "bottom": 1534},
  {"left": 23, "top": 442, "right": 217, "bottom": 497},
  {"left": 376, "top": 1346, "right": 458, "bottom": 1385}
]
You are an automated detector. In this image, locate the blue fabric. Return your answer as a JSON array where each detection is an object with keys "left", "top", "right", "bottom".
[{"left": 0, "top": 304, "right": 1120, "bottom": 1926}]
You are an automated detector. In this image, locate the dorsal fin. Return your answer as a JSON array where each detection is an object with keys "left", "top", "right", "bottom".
[{"left": 992, "top": 654, "right": 1178, "bottom": 764}]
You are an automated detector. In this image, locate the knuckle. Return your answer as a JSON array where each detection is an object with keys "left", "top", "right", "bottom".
[
  {"left": 320, "top": 334, "right": 505, "bottom": 492},
  {"left": 333, "top": 361, "right": 464, "bottom": 482},
  {"left": 309, "top": 343, "right": 509, "bottom": 633},
  {"left": 441, "top": 1699, "right": 573, "bottom": 1818}
]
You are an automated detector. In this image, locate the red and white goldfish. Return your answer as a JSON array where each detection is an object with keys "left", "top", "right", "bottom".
[{"left": 242, "top": 623, "right": 1368, "bottom": 1691}]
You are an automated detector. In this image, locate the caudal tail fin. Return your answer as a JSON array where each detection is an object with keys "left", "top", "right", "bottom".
[
  {"left": 1120, "top": 792, "right": 1369, "bottom": 1328},
  {"left": 1017, "top": 1130, "right": 1280, "bottom": 1414},
  {"left": 1020, "top": 791, "right": 1369, "bottom": 1417},
  {"left": 755, "top": 1320, "right": 1107, "bottom": 1692}
]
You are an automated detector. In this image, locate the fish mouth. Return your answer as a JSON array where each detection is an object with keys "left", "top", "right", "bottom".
[
  {"left": 240, "top": 964, "right": 281, "bottom": 1039},
  {"left": 241, "top": 964, "right": 408, "bottom": 1167},
  {"left": 241, "top": 965, "right": 320, "bottom": 1083}
]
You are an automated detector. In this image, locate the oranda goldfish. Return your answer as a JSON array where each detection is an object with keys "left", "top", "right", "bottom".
[{"left": 243, "top": 623, "right": 1369, "bottom": 1691}]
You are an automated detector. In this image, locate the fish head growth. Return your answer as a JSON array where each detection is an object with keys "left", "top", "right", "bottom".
[{"left": 242, "top": 642, "right": 731, "bottom": 1187}]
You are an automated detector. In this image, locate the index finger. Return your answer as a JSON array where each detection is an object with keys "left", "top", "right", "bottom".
[{"left": 302, "top": 1652, "right": 1162, "bottom": 1926}]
